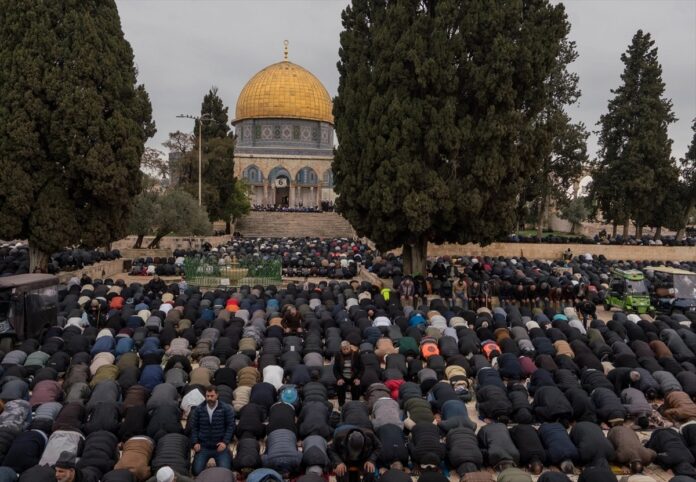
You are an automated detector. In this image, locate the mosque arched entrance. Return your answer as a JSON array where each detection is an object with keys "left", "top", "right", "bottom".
[{"left": 269, "top": 167, "right": 292, "bottom": 207}]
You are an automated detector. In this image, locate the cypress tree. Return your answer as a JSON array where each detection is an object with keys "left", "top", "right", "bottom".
[
  {"left": 675, "top": 119, "right": 696, "bottom": 240},
  {"left": 0, "top": 0, "right": 154, "bottom": 270},
  {"left": 334, "top": 0, "right": 570, "bottom": 273},
  {"left": 592, "top": 30, "right": 676, "bottom": 238}
]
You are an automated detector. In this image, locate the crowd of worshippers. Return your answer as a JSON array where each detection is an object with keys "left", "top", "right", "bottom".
[
  {"left": 505, "top": 229, "right": 696, "bottom": 246},
  {"left": 0, "top": 243, "right": 122, "bottom": 276},
  {"left": 395, "top": 255, "right": 696, "bottom": 315},
  {"left": 1, "top": 275, "right": 696, "bottom": 482},
  {"left": 128, "top": 238, "right": 400, "bottom": 280}
]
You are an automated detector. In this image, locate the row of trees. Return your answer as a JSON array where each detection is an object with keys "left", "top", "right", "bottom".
[
  {"left": 0, "top": 2, "right": 248, "bottom": 270},
  {"left": 332, "top": 1, "right": 694, "bottom": 274},
  {"left": 591, "top": 30, "right": 696, "bottom": 240},
  {"left": 135, "top": 87, "right": 250, "bottom": 245}
]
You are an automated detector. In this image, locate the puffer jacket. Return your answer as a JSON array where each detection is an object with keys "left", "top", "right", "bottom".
[
  {"left": 114, "top": 436, "right": 155, "bottom": 481},
  {"left": 84, "top": 401, "right": 121, "bottom": 435},
  {"left": 262, "top": 428, "right": 302, "bottom": 473},
  {"left": 591, "top": 387, "right": 627, "bottom": 424},
  {"left": 376, "top": 423, "right": 409, "bottom": 467},
  {"left": 0, "top": 400, "right": 31, "bottom": 433},
  {"left": 410, "top": 422, "right": 446, "bottom": 466},
  {"left": 371, "top": 397, "right": 402, "bottom": 430},
  {"left": 663, "top": 391, "right": 696, "bottom": 423},
  {"left": 621, "top": 387, "right": 652, "bottom": 417},
  {"left": 447, "top": 426, "right": 483, "bottom": 476},
  {"left": 533, "top": 386, "right": 573, "bottom": 423},
  {"left": 77, "top": 430, "right": 119, "bottom": 475},
  {"left": 298, "top": 401, "right": 331, "bottom": 439},
  {"left": 189, "top": 401, "right": 235, "bottom": 449},
  {"left": 150, "top": 433, "right": 191, "bottom": 476}
]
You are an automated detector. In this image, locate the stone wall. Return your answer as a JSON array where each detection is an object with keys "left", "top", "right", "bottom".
[
  {"left": 397, "top": 242, "right": 696, "bottom": 261},
  {"left": 57, "top": 259, "right": 124, "bottom": 283},
  {"left": 112, "top": 235, "right": 233, "bottom": 252}
]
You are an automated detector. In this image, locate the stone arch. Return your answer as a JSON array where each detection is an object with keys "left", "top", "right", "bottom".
[
  {"left": 296, "top": 166, "right": 319, "bottom": 186},
  {"left": 242, "top": 164, "right": 264, "bottom": 184},
  {"left": 322, "top": 168, "right": 334, "bottom": 188},
  {"left": 268, "top": 166, "right": 292, "bottom": 182}
]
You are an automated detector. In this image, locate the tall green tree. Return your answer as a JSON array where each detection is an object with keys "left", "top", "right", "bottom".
[
  {"left": 0, "top": 0, "right": 154, "bottom": 270},
  {"left": 178, "top": 87, "right": 240, "bottom": 233},
  {"left": 518, "top": 39, "right": 588, "bottom": 239},
  {"left": 334, "top": 0, "right": 570, "bottom": 274},
  {"left": 145, "top": 190, "right": 212, "bottom": 249},
  {"left": 675, "top": 119, "right": 696, "bottom": 240},
  {"left": 591, "top": 30, "right": 676, "bottom": 238}
]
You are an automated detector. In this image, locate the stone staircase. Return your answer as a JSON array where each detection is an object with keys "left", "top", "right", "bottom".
[{"left": 235, "top": 211, "right": 356, "bottom": 239}]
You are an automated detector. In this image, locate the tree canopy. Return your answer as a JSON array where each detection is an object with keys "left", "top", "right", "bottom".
[
  {"left": 173, "top": 87, "right": 243, "bottom": 232},
  {"left": 333, "top": 0, "right": 572, "bottom": 273},
  {"left": 0, "top": 0, "right": 154, "bottom": 269},
  {"left": 591, "top": 30, "right": 676, "bottom": 237}
]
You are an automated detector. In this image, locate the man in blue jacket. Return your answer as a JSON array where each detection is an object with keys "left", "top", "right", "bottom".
[{"left": 190, "top": 385, "right": 236, "bottom": 475}]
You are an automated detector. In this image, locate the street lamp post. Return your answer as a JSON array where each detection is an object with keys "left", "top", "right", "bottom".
[{"left": 176, "top": 113, "right": 214, "bottom": 207}]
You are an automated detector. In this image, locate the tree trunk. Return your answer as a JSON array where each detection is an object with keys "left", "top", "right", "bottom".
[
  {"left": 570, "top": 222, "right": 578, "bottom": 235},
  {"left": 654, "top": 225, "right": 662, "bottom": 240},
  {"left": 29, "top": 244, "right": 49, "bottom": 273},
  {"left": 147, "top": 232, "right": 166, "bottom": 249},
  {"left": 636, "top": 224, "right": 643, "bottom": 238},
  {"left": 622, "top": 219, "right": 630, "bottom": 239},
  {"left": 402, "top": 236, "right": 428, "bottom": 276},
  {"left": 536, "top": 198, "right": 546, "bottom": 240},
  {"left": 612, "top": 223, "right": 617, "bottom": 238},
  {"left": 225, "top": 220, "right": 231, "bottom": 235},
  {"left": 133, "top": 235, "right": 144, "bottom": 249},
  {"left": 676, "top": 228, "right": 686, "bottom": 242}
]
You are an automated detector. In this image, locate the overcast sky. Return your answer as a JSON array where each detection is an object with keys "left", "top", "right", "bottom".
[{"left": 116, "top": 0, "right": 696, "bottom": 160}]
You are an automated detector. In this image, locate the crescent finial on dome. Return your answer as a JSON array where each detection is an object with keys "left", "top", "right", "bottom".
[{"left": 283, "top": 40, "right": 289, "bottom": 61}]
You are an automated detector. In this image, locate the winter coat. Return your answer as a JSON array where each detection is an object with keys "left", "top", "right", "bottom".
[
  {"left": 371, "top": 397, "right": 402, "bottom": 430},
  {"left": 150, "top": 432, "right": 191, "bottom": 476},
  {"left": 663, "top": 391, "right": 696, "bottom": 423},
  {"left": 476, "top": 385, "right": 512, "bottom": 421},
  {"left": 39, "top": 429, "right": 85, "bottom": 467},
  {"left": 77, "top": 430, "right": 120, "bottom": 476},
  {"left": 509, "top": 424, "right": 546, "bottom": 467},
  {"left": 645, "top": 428, "right": 696, "bottom": 477},
  {"left": 194, "top": 467, "right": 235, "bottom": 482},
  {"left": 328, "top": 425, "right": 380, "bottom": 467},
  {"left": 262, "top": 429, "right": 302, "bottom": 473},
  {"left": 607, "top": 426, "right": 656, "bottom": 466},
  {"left": 84, "top": 401, "right": 120, "bottom": 435},
  {"left": 233, "top": 437, "right": 262, "bottom": 471},
  {"left": 29, "top": 379, "right": 62, "bottom": 408},
  {"left": 498, "top": 468, "right": 532, "bottom": 482},
  {"left": 654, "top": 370, "right": 683, "bottom": 395},
  {"left": 621, "top": 387, "right": 653, "bottom": 418},
  {"left": 3, "top": 429, "right": 47, "bottom": 473},
  {"left": 301, "top": 434, "right": 330, "bottom": 469},
  {"left": 114, "top": 436, "right": 154, "bottom": 481},
  {"left": 0, "top": 400, "right": 30, "bottom": 433},
  {"left": 533, "top": 386, "right": 573, "bottom": 423},
  {"left": 236, "top": 403, "right": 266, "bottom": 439},
  {"left": 410, "top": 422, "right": 446, "bottom": 466},
  {"left": 147, "top": 405, "right": 183, "bottom": 441},
  {"left": 591, "top": 387, "right": 627, "bottom": 424},
  {"left": 564, "top": 387, "right": 597, "bottom": 423},
  {"left": 538, "top": 423, "right": 578, "bottom": 466},
  {"left": 376, "top": 423, "right": 409, "bottom": 467},
  {"left": 447, "top": 426, "right": 483, "bottom": 476},
  {"left": 120, "top": 405, "right": 148, "bottom": 442},
  {"left": 53, "top": 402, "right": 86, "bottom": 432},
  {"left": 569, "top": 421, "right": 615, "bottom": 466},
  {"left": 477, "top": 423, "right": 520, "bottom": 468},
  {"left": 189, "top": 401, "right": 235, "bottom": 449},
  {"left": 439, "top": 399, "right": 477, "bottom": 432}
]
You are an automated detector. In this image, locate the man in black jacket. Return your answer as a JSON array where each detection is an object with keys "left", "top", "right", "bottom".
[
  {"left": 329, "top": 425, "right": 380, "bottom": 482},
  {"left": 190, "top": 386, "right": 236, "bottom": 475},
  {"left": 334, "top": 341, "right": 362, "bottom": 406}
]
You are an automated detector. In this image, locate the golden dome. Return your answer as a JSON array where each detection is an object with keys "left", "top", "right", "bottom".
[{"left": 235, "top": 60, "right": 334, "bottom": 124}]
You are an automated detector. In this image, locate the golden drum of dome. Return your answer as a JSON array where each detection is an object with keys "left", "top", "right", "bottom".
[{"left": 235, "top": 61, "right": 334, "bottom": 124}]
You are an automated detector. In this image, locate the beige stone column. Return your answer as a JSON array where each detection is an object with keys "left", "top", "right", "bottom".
[
  {"left": 309, "top": 186, "right": 314, "bottom": 207},
  {"left": 315, "top": 184, "right": 321, "bottom": 207},
  {"left": 263, "top": 182, "right": 269, "bottom": 205},
  {"left": 289, "top": 181, "right": 295, "bottom": 207}
]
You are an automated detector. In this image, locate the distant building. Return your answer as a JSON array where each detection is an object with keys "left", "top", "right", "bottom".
[{"left": 232, "top": 44, "right": 335, "bottom": 207}]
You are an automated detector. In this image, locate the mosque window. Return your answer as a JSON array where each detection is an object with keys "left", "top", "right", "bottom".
[
  {"left": 293, "top": 126, "right": 300, "bottom": 140},
  {"left": 297, "top": 167, "right": 317, "bottom": 185},
  {"left": 323, "top": 169, "right": 334, "bottom": 187},
  {"left": 273, "top": 126, "right": 281, "bottom": 139},
  {"left": 244, "top": 165, "right": 262, "bottom": 183}
]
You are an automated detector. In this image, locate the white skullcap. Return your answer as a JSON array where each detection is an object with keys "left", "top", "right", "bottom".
[{"left": 156, "top": 467, "right": 175, "bottom": 482}]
